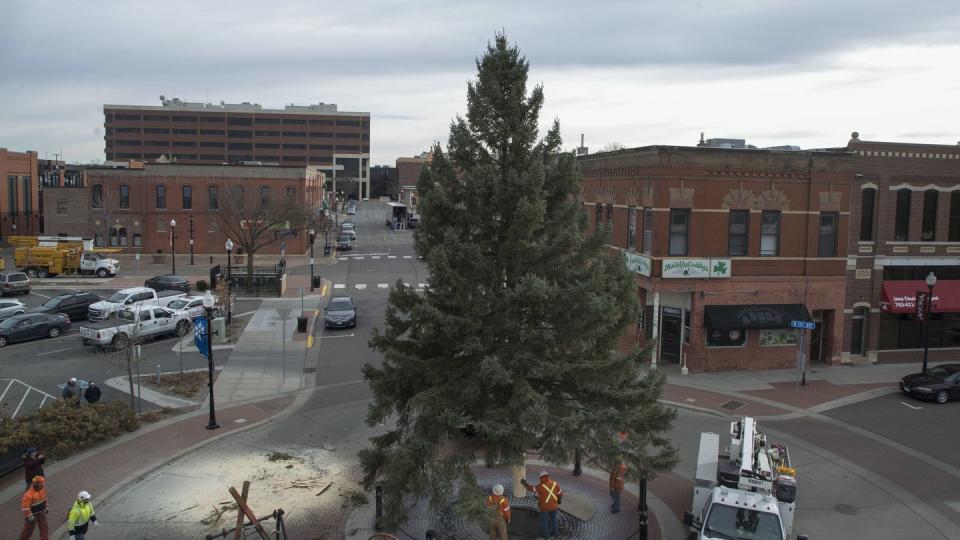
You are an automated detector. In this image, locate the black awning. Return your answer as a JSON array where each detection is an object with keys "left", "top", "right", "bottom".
[{"left": 704, "top": 304, "right": 811, "bottom": 331}]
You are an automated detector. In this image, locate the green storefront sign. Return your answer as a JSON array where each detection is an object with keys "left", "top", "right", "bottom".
[
  {"left": 662, "top": 258, "right": 731, "bottom": 279},
  {"left": 624, "top": 252, "right": 652, "bottom": 277}
]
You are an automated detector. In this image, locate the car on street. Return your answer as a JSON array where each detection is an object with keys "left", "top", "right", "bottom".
[
  {"left": 337, "top": 234, "right": 352, "bottom": 251},
  {"left": 0, "top": 299, "right": 26, "bottom": 320},
  {"left": 407, "top": 214, "right": 419, "bottom": 228},
  {"left": 145, "top": 274, "right": 191, "bottom": 293},
  {"left": 346, "top": 206, "right": 356, "bottom": 215},
  {"left": 340, "top": 225, "right": 356, "bottom": 240},
  {"left": 165, "top": 294, "right": 232, "bottom": 318},
  {"left": 87, "top": 287, "right": 188, "bottom": 320},
  {"left": 0, "top": 272, "right": 31, "bottom": 296},
  {"left": 900, "top": 363, "right": 960, "bottom": 404},
  {"left": 0, "top": 313, "right": 71, "bottom": 347},
  {"left": 28, "top": 291, "right": 102, "bottom": 321},
  {"left": 324, "top": 296, "right": 357, "bottom": 329},
  {"left": 80, "top": 305, "right": 191, "bottom": 349}
]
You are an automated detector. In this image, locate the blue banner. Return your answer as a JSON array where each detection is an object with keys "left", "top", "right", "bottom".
[{"left": 193, "top": 316, "right": 209, "bottom": 357}]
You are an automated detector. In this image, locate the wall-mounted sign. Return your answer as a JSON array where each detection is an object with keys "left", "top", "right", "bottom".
[
  {"left": 625, "top": 252, "right": 652, "bottom": 277},
  {"left": 662, "top": 258, "right": 731, "bottom": 279}
]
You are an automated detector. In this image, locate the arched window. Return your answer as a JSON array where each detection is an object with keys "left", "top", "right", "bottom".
[{"left": 859, "top": 188, "right": 876, "bottom": 241}]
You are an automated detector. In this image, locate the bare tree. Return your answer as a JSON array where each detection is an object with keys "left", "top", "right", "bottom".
[
  {"left": 600, "top": 141, "right": 627, "bottom": 152},
  {"left": 92, "top": 187, "right": 121, "bottom": 247}
]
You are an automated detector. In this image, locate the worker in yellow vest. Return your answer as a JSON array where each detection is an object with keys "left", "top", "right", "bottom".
[
  {"left": 66, "top": 491, "right": 98, "bottom": 540},
  {"left": 521, "top": 471, "right": 563, "bottom": 537},
  {"left": 485, "top": 483, "right": 511, "bottom": 540}
]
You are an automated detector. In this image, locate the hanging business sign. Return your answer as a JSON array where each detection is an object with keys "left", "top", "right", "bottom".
[
  {"left": 662, "top": 258, "right": 732, "bottom": 279},
  {"left": 624, "top": 252, "right": 652, "bottom": 277}
]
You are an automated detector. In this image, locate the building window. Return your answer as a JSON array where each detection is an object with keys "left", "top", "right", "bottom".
[
  {"left": 759, "top": 329, "right": 798, "bottom": 346},
  {"left": 818, "top": 212, "right": 838, "bottom": 256},
  {"left": 642, "top": 208, "right": 653, "bottom": 255},
  {"left": 605, "top": 204, "right": 613, "bottom": 228},
  {"left": 22, "top": 176, "right": 32, "bottom": 221},
  {"left": 851, "top": 308, "right": 867, "bottom": 356},
  {"left": 950, "top": 192, "right": 960, "bottom": 242},
  {"left": 208, "top": 186, "right": 218, "bottom": 210},
  {"left": 156, "top": 220, "right": 168, "bottom": 232},
  {"left": 182, "top": 185, "right": 192, "bottom": 209},
  {"left": 922, "top": 189, "right": 938, "bottom": 241},
  {"left": 706, "top": 328, "right": 747, "bottom": 347},
  {"left": 859, "top": 188, "right": 876, "bottom": 241},
  {"left": 133, "top": 233, "right": 142, "bottom": 248},
  {"left": 259, "top": 186, "right": 270, "bottom": 207},
  {"left": 228, "top": 117, "right": 252, "bottom": 126},
  {"left": 7, "top": 176, "right": 18, "bottom": 217},
  {"left": 94, "top": 233, "right": 104, "bottom": 247},
  {"left": 894, "top": 189, "right": 911, "bottom": 241},
  {"left": 92, "top": 184, "right": 103, "bottom": 208},
  {"left": 627, "top": 207, "right": 637, "bottom": 250},
  {"left": 110, "top": 227, "right": 127, "bottom": 247},
  {"left": 209, "top": 219, "right": 220, "bottom": 232},
  {"left": 286, "top": 187, "right": 296, "bottom": 199},
  {"left": 56, "top": 201, "right": 68, "bottom": 215},
  {"left": 668, "top": 209, "right": 690, "bottom": 256},
  {"left": 595, "top": 204, "right": 602, "bottom": 227},
  {"left": 728, "top": 210, "right": 749, "bottom": 256},
  {"left": 760, "top": 211, "right": 780, "bottom": 256},
  {"left": 119, "top": 185, "right": 129, "bottom": 209}
]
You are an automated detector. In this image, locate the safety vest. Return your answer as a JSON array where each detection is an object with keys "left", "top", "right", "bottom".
[
  {"left": 67, "top": 500, "right": 96, "bottom": 530},
  {"left": 21, "top": 486, "right": 47, "bottom": 518},
  {"left": 609, "top": 462, "right": 627, "bottom": 491},
  {"left": 534, "top": 479, "right": 562, "bottom": 511},
  {"left": 486, "top": 494, "right": 511, "bottom": 522}
]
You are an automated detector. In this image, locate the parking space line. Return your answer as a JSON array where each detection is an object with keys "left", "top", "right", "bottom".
[
  {"left": 37, "top": 346, "right": 85, "bottom": 356},
  {"left": 0, "top": 380, "right": 14, "bottom": 403},
  {"left": 13, "top": 388, "right": 31, "bottom": 418},
  {"left": 900, "top": 401, "right": 922, "bottom": 410},
  {"left": 30, "top": 291, "right": 52, "bottom": 299}
]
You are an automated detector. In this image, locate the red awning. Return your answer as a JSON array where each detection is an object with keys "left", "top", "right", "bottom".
[{"left": 881, "top": 280, "right": 960, "bottom": 314}]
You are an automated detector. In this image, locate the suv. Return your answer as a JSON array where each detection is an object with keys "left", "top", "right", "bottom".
[
  {"left": 0, "top": 272, "right": 30, "bottom": 296},
  {"left": 144, "top": 274, "right": 191, "bottom": 293},
  {"left": 337, "top": 234, "right": 353, "bottom": 251},
  {"left": 28, "top": 291, "right": 102, "bottom": 321}
]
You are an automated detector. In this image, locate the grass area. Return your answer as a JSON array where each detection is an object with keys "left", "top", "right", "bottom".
[{"left": 140, "top": 370, "right": 219, "bottom": 400}]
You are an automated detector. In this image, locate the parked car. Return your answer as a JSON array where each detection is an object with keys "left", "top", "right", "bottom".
[
  {"left": 80, "top": 305, "right": 191, "bottom": 349},
  {"left": 0, "top": 272, "right": 31, "bottom": 296},
  {"left": 340, "top": 226, "right": 356, "bottom": 240},
  {"left": 165, "top": 294, "right": 233, "bottom": 318},
  {"left": 324, "top": 296, "right": 357, "bottom": 329},
  {"left": 87, "top": 287, "right": 188, "bottom": 321},
  {"left": 0, "top": 300, "right": 26, "bottom": 320},
  {"left": 145, "top": 274, "right": 191, "bottom": 293},
  {"left": 0, "top": 313, "right": 71, "bottom": 347},
  {"left": 900, "top": 363, "right": 960, "bottom": 404},
  {"left": 28, "top": 291, "right": 102, "bottom": 321},
  {"left": 407, "top": 214, "right": 419, "bottom": 228},
  {"left": 346, "top": 206, "right": 356, "bottom": 215},
  {"left": 337, "top": 234, "right": 353, "bottom": 251}
]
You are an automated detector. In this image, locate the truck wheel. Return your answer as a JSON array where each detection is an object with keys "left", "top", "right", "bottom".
[
  {"left": 96, "top": 268, "right": 108, "bottom": 278},
  {"left": 36, "top": 269, "right": 49, "bottom": 279},
  {"left": 47, "top": 327, "right": 61, "bottom": 338},
  {"left": 25, "top": 268, "right": 37, "bottom": 278},
  {"left": 112, "top": 334, "right": 130, "bottom": 350},
  {"left": 175, "top": 320, "right": 190, "bottom": 336},
  {"left": 82, "top": 338, "right": 91, "bottom": 346}
]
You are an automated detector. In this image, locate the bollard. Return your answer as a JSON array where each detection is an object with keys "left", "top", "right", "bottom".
[
  {"left": 639, "top": 477, "right": 648, "bottom": 540},
  {"left": 374, "top": 485, "right": 384, "bottom": 531},
  {"left": 156, "top": 364, "right": 161, "bottom": 384}
]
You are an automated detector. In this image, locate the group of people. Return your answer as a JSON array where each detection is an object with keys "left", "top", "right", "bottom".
[
  {"left": 19, "top": 448, "right": 99, "bottom": 540},
  {"left": 60, "top": 378, "right": 101, "bottom": 406}
]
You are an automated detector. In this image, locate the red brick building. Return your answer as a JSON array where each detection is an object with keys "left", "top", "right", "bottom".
[
  {"left": 579, "top": 145, "right": 854, "bottom": 371},
  {"left": 844, "top": 133, "right": 960, "bottom": 364},
  {"left": 42, "top": 163, "right": 325, "bottom": 256},
  {"left": 396, "top": 152, "right": 429, "bottom": 208},
  {"left": 0, "top": 148, "right": 41, "bottom": 241}
]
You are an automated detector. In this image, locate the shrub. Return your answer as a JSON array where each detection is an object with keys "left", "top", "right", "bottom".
[
  {"left": 0, "top": 400, "right": 140, "bottom": 459},
  {"left": 195, "top": 280, "right": 209, "bottom": 292}
]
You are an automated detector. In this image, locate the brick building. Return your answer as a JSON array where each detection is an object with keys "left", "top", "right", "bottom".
[
  {"left": 42, "top": 163, "right": 324, "bottom": 256},
  {"left": 579, "top": 145, "right": 854, "bottom": 372},
  {"left": 0, "top": 148, "right": 41, "bottom": 241},
  {"left": 396, "top": 152, "right": 429, "bottom": 208},
  {"left": 844, "top": 133, "right": 960, "bottom": 364},
  {"left": 103, "top": 97, "right": 369, "bottom": 199}
]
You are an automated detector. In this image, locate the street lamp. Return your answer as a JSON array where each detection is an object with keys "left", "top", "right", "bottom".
[
  {"left": 170, "top": 219, "right": 177, "bottom": 275},
  {"left": 922, "top": 271, "right": 937, "bottom": 375},
  {"left": 203, "top": 290, "right": 220, "bottom": 430},
  {"left": 309, "top": 228, "right": 316, "bottom": 291},
  {"left": 225, "top": 238, "right": 234, "bottom": 325}
]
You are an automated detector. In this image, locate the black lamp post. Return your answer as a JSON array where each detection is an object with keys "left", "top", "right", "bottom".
[
  {"left": 922, "top": 271, "right": 937, "bottom": 375},
  {"left": 170, "top": 219, "right": 177, "bottom": 275},
  {"left": 309, "top": 228, "right": 316, "bottom": 291},
  {"left": 225, "top": 238, "right": 233, "bottom": 325},
  {"left": 189, "top": 216, "right": 195, "bottom": 266},
  {"left": 203, "top": 291, "right": 220, "bottom": 430}
]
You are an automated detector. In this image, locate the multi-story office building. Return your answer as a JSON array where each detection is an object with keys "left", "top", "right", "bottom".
[
  {"left": 580, "top": 144, "right": 854, "bottom": 372},
  {"left": 0, "top": 148, "right": 41, "bottom": 241},
  {"left": 844, "top": 133, "right": 960, "bottom": 364},
  {"left": 103, "top": 97, "right": 370, "bottom": 199},
  {"left": 370, "top": 165, "right": 398, "bottom": 199}
]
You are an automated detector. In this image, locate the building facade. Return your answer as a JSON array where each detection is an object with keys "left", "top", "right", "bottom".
[
  {"left": 370, "top": 165, "right": 398, "bottom": 199},
  {"left": 42, "top": 163, "right": 324, "bottom": 256},
  {"left": 103, "top": 97, "right": 369, "bottom": 199},
  {"left": 396, "top": 152, "right": 429, "bottom": 208},
  {"left": 844, "top": 133, "right": 960, "bottom": 364},
  {"left": 0, "top": 148, "right": 41, "bottom": 242},
  {"left": 580, "top": 145, "right": 854, "bottom": 372}
]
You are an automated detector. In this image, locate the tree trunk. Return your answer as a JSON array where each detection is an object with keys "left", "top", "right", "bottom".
[
  {"left": 512, "top": 462, "right": 526, "bottom": 498},
  {"left": 126, "top": 348, "right": 136, "bottom": 412},
  {"left": 246, "top": 247, "right": 255, "bottom": 288}
]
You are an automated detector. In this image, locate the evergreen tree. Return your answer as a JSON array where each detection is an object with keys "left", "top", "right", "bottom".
[{"left": 362, "top": 34, "right": 677, "bottom": 528}]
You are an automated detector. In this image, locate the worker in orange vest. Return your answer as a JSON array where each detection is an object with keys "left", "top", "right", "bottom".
[
  {"left": 485, "top": 483, "right": 511, "bottom": 540},
  {"left": 610, "top": 455, "right": 627, "bottom": 513},
  {"left": 521, "top": 470, "right": 562, "bottom": 537},
  {"left": 20, "top": 475, "right": 49, "bottom": 540}
]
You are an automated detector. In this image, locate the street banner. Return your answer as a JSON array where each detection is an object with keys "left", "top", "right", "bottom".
[{"left": 193, "top": 316, "right": 209, "bottom": 357}]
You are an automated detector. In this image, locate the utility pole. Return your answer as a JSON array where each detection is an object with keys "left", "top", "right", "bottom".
[{"left": 189, "top": 216, "right": 195, "bottom": 265}]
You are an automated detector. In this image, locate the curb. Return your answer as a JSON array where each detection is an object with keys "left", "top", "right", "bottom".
[{"left": 103, "top": 368, "right": 225, "bottom": 409}]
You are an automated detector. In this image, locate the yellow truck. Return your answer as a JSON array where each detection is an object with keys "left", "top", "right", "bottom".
[{"left": 11, "top": 236, "right": 120, "bottom": 278}]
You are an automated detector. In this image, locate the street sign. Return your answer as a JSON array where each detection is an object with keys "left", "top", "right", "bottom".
[
  {"left": 193, "top": 316, "right": 209, "bottom": 357},
  {"left": 790, "top": 320, "right": 816, "bottom": 330}
]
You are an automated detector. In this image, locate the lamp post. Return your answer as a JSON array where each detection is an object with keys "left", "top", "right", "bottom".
[
  {"left": 203, "top": 290, "right": 220, "bottom": 430},
  {"left": 189, "top": 216, "right": 195, "bottom": 266},
  {"left": 922, "top": 271, "right": 937, "bottom": 375},
  {"left": 309, "top": 228, "right": 316, "bottom": 291},
  {"left": 170, "top": 219, "right": 177, "bottom": 275},
  {"left": 225, "top": 239, "right": 234, "bottom": 325}
]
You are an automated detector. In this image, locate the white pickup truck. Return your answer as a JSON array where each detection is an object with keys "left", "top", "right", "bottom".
[
  {"left": 87, "top": 287, "right": 187, "bottom": 321},
  {"left": 79, "top": 252, "right": 120, "bottom": 277},
  {"left": 79, "top": 305, "right": 192, "bottom": 348}
]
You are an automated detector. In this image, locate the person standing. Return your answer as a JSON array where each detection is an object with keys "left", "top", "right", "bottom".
[
  {"left": 19, "top": 475, "right": 49, "bottom": 540},
  {"left": 62, "top": 378, "right": 78, "bottom": 406},
  {"left": 83, "top": 382, "right": 101, "bottom": 405},
  {"left": 609, "top": 456, "right": 627, "bottom": 513},
  {"left": 485, "top": 483, "right": 511, "bottom": 540},
  {"left": 66, "top": 491, "right": 98, "bottom": 540},
  {"left": 521, "top": 471, "right": 563, "bottom": 538},
  {"left": 22, "top": 448, "right": 45, "bottom": 491}
]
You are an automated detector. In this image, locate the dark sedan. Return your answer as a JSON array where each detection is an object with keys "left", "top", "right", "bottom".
[
  {"left": 0, "top": 313, "right": 71, "bottom": 347},
  {"left": 145, "top": 274, "right": 191, "bottom": 293},
  {"left": 900, "top": 363, "right": 960, "bottom": 404},
  {"left": 28, "top": 291, "right": 102, "bottom": 321},
  {"left": 324, "top": 296, "right": 357, "bottom": 329}
]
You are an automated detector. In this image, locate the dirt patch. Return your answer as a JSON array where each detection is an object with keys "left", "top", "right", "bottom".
[
  {"left": 139, "top": 370, "right": 220, "bottom": 400},
  {"left": 225, "top": 311, "right": 255, "bottom": 344}
]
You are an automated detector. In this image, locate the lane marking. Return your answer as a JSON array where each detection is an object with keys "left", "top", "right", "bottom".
[
  {"left": 321, "top": 284, "right": 328, "bottom": 296},
  {"left": 355, "top": 284, "right": 367, "bottom": 290},
  {"left": 338, "top": 257, "right": 348, "bottom": 261},
  {"left": 307, "top": 335, "right": 314, "bottom": 348},
  {"left": 316, "top": 333, "right": 355, "bottom": 339},
  {"left": 377, "top": 283, "right": 388, "bottom": 289},
  {"left": 900, "top": 401, "right": 923, "bottom": 410},
  {"left": 403, "top": 256, "right": 413, "bottom": 259},
  {"left": 387, "top": 256, "right": 397, "bottom": 259},
  {"left": 371, "top": 256, "right": 381, "bottom": 260},
  {"left": 38, "top": 346, "right": 86, "bottom": 356},
  {"left": 334, "top": 284, "right": 346, "bottom": 289}
]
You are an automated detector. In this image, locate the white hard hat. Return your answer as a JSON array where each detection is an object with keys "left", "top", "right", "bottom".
[
  {"left": 538, "top": 470, "right": 549, "bottom": 478},
  {"left": 492, "top": 484, "right": 504, "bottom": 495},
  {"left": 69, "top": 377, "right": 77, "bottom": 383},
  {"left": 78, "top": 491, "right": 91, "bottom": 501}
]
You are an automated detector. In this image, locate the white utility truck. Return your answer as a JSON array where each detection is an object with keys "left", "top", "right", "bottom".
[
  {"left": 86, "top": 287, "right": 187, "bottom": 321},
  {"left": 79, "top": 305, "right": 192, "bottom": 348},
  {"left": 684, "top": 417, "right": 807, "bottom": 540}
]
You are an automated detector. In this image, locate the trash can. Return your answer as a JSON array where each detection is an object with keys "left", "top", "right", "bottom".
[
  {"left": 312, "top": 276, "right": 321, "bottom": 289},
  {"left": 297, "top": 315, "right": 309, "bottom": 333}
]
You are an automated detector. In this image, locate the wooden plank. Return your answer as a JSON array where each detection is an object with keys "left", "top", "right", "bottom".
[
  {"left": 229, "top": 486, "right": 270, "bottom": 540},
  {"left": 233, "top": 481, "right": 250, "bottom": 540}
]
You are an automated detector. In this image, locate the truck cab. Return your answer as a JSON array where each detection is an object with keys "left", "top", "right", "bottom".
[{"left": 685, "top": 486, "right": 793, "bottom": 540}]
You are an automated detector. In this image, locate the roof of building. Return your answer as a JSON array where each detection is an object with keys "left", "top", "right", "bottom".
[
  {"left": 85, "top": 162, "right": 325, "bottom": 179},
  {"left": 104, "top": 97, "right": 369, "bottom": 117}
]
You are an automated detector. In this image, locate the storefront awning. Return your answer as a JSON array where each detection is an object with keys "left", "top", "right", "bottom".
[
  {"left": 881, "top": 280, "right": 960, "bottom": 314},
  {"left": 704, "top": 304, "right": 811, "bottom": 331}
]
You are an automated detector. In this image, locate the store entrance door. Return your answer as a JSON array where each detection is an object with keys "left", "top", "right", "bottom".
[
  {"left": 810, "top": 310, "right": 825, "bottom": 363},
  {"left": 660, "top": 307, "right": 683, "bottom": 363}
]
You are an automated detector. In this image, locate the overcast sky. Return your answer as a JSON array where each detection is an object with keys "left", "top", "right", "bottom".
[{"left": 2, "top": 0, "right": 960, "bottom": 165}]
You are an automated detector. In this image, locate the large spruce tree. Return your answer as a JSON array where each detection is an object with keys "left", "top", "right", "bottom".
[{"left": 362, "top": 34, "right": 677, "bottom": 527}]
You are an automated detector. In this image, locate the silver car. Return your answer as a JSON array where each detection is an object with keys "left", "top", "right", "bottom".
[
  {"left": 0, "top": 300, "right": 26, "bottom": 320},
  {"left": 0, "top": 272, "right": 30, "bottom": 296}
]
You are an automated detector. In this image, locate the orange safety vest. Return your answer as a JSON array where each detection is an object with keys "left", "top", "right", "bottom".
[
  {"left": 609, "top": 462, "right": 627, "bottom": 491},
  {"left": 486, "top": 494, "right": 512, "bottom": 522},
  {"left": 527, "top": 477, "right": 562, "bottom": 511},
  {"left": 21, "top": 485, "right": 47, "bottom": 518}
]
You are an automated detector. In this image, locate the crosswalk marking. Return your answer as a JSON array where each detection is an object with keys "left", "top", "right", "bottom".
[
  {"left": 334, "top": 283, "right": 346, "bottom": 289},
  {"left": 355, "top": 284, "right": 367, "bottom": 290},
  {"left": 403, "top": 255, "right": 413, "bottom": 259},
  {"left": 377, "top": 283, "right": 389, "bottom": 288},
  {"left": 371, "top": 256, "right": 381, "bottom": 260},
  {"left": 338, "top": 257, "right": 348, "bottom": 261},
  {"left": 354, "top": 256, "right": 365, "bottom": 260},
  {"left": 417, "top": 283, "right": 426, "bottom": 289},
  {"left": 387, "top": 255, "right": 397, "bottom": 259}
]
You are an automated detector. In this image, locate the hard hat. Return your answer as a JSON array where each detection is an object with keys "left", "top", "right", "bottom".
[
  {"left": 492, "top": 484, "right": 504, "bottom": 496},
  {"left": 69, "top": 377, "right": 77, "bottom": 383},
  {"left": 24, "top": 447, "right": 36, "bottom": 454},
  {"left": 538, "top": 470, "right": 549, "bottom": 478},
  {"left": 32, "top": 476, "right": 44, "bottom": 485},
  {"left": 78, "top": 491, "right": 91, "bottom": 501}
]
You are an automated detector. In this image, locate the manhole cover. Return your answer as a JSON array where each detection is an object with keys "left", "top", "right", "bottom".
[
  {"left": 834, "top": 503, "right": 860, "bottom": 515},
  {"left": 303, "top": 367, "right": 317, "bottom": 373},
  {"left": 720, "top": 400, "right": 746, "bottom": 411}
]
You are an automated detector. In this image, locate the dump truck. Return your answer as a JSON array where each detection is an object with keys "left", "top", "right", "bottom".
[{"left": 10, "top": 236, "right": 119, "bottom": 278}]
